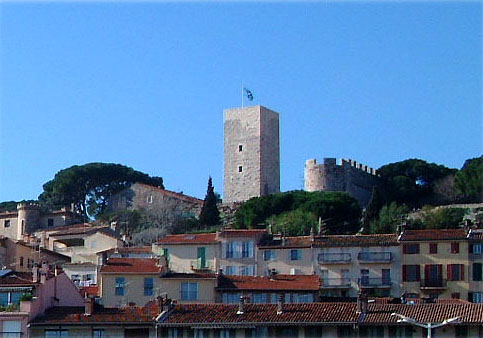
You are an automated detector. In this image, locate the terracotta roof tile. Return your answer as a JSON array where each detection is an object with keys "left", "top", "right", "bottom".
[
  {"left": 100, "top": 258, "right": 162, "bottom": 274},
  {"left": 399, "top": 229, "right": 467, "bottom": 241},
  {"left": 161, "top": 272, "right": 218, "bottom": 279},
  {"left": 79, "top": 285, "right": 99, "bottom": 298},
  {"left": 218, "top": 229, "right": 267, "bottom": 238},
  {"left": 156, "top": 233, "right": 218, "bottom": 245},
  {"left": 0, "top": 271, "right": 36, "bottom": 286},
  {"left": 158, "top": 302, "right": 483, "bottom": 326},
  {"left": 159, "top": 303, "right": 359, "bottom": 325},
  {"left": 217, "top": 274, "right": 320, "bottom": 291},
  {"left": 31, "top": 305, "right": 157, "bottom": 325},
  {"left": 313, "top": 234, "right": 399, "bottom": 247},
  {"left": 259, "top": 236, "right": 312, "bottom": 249}
]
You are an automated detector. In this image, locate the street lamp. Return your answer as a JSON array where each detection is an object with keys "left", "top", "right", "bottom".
[{"left": 391, "top": 313, "right": 459, "bottom": 338}]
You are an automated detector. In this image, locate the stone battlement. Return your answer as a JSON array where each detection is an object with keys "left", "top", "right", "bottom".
[{"left": 304, "top": 158, "right": 380, "bottom": 207}]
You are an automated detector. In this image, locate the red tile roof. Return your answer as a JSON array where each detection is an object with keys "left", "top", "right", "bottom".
[
  {"left": 259, "top": 236, "right": 312, "bottom": 249},
  {"left": 0, "top": 271, "right": 36, "bottom": 286},
  {"left": 79, "top": 285, "right": 99, "bottom": 298},
  {"left": 100, "top": 258, "right": 162, "bottom": 274},
  {"left": 30, "top": 305, "right": 157, "bottom": 325},
  {"left": 160, "top": 272, "right": 218, "bottom": 279},
  {"left": 98, "top": 246, "right": 154, "bottom": 254},
  {"left": 218, "top": 229, "right": 267, "bottom": 238},
  {"left": 157, "top": 302, "right": 483, "bottom": 326},
  {"left": 313, "top": 234, "right": 399, "bottom": 247},
  {"left": 217, "top": 274, "right": 320, "bottom": 291},
  {"left": 399, "top": 229, "right": 467, "bottom": 241},
  {"left": 156, "top": 233, "right": 219, "bottom": 245},
  {"left": 158, "top": 302, "right": 359, "bottom": 325}
]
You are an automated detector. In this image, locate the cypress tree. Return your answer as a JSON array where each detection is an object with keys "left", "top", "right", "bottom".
[{"left": 199, "top": 176, "right": 220, "bottom": 227}]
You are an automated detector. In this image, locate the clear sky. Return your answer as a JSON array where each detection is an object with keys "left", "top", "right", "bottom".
[{"left": 0, "top": 1, "right": 481, "bottom": 202}]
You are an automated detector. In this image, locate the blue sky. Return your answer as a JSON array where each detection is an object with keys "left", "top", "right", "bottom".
[{"left": 0, "top": 1, "right": 481, "bottom": 202}]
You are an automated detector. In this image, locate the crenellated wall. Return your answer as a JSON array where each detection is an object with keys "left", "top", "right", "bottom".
[{"left": 304, "top": 158, "right": 380, "bottom": 207}]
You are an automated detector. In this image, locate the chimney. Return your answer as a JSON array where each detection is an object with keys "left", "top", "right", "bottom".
[
  {"left": 110, "top": 221, "right": 118, "bottom": 231},
  {"left": 237, "top": 295, "right": 246, "bottom": 315},
  {"left": 84, "top": 296, "right": 95, "bottom": 316},
  {"left": 357, "top": 292, "right": 368, "bottom": 314},
  {"left": 269, "top": 269, "right": 277, "bottom": 280},
  {"left": 277, "top": 293, "right": 284, "bottom": 315},
  {"left": 32, "top": 264, "right": 39, "bottom": 283},
  {"left": 163, "top": 297, "right": 174, "bottom": 313},
  {"left": 157, "top": 296, "right": 163, "bottom": 314},
  {"left": 40, "top": 272, "right": 47, "bottom": 284}
]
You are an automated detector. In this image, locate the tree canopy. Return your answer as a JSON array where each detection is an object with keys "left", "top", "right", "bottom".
[
  {"left": 234, "top": 190, "right": 361, "bottom": 235},
  {"left": 39, "top": 163, "right": 163, "bottom": 219},
  {"left": 377, "top": 159, "right": 457, "bottom": 208},
  {"left": 199, "top": 176, "right": 220, "bottom": 227},
  {"left": 455, "top": 156, "right": 483, "bottom": 202}
]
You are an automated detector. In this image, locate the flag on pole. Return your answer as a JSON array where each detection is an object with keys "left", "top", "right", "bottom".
[{"left": 243, "top": 88, "right": 254, "bottom": 101}]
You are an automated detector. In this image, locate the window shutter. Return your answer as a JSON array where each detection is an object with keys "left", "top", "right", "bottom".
[
  {"left": 469, "top": 244, "right": 473, "bottom": 254},
  {"left": 222, "top": 243, "right": 226, "bottom": 259},
  {"left": 447, "top": 264, "right": 452, "bottom": 281},
  {"left": 461, "top": 265, "right": 464, "bottom": 281},
  {"left": 468, "top": 292, "right": 474, "bottom": 302},
  {"left": 402, "top": 266, "right": 407, "bottom": 282},
  {"left": 416, "top": 266, "right": 420, "bottom": 281},
  {"left": 424, "top": 265, "right": 430, "bottom": 281}
]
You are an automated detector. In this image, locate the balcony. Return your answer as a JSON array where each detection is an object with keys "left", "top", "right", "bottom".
[
  {"left": 318, "top": 253, "right": 351, "bottom": 264},
  {"left": 321, "top": 278, "right": 351, "bottom": 289},
  {"left": 420, "top": 279, "right": 447, "bottom": 290},
  {"left": 190, "top": 259, "right": 214, "bottom": 272},
  {"left": 357, "top": 252, "right": 392, "bottom": 263},
  {"left": 358, "top": 277, "right": 392, "bottom": 288}
]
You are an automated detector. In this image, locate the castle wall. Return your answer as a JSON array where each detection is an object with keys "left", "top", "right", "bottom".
[
  {"left": 304, "top": 158, "right": 380, "bottom": 207},
  {"left": 223, "top": 106, "right": 280, "bottom": 203}
]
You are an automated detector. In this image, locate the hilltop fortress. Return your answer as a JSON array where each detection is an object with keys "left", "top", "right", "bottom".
[{"left": 223, "top": 105, "right": 379, "bottom": 207}]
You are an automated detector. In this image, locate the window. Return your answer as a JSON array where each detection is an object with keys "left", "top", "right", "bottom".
[
  {"left": 241, "top": 265, "right": 255, "bottom": 276},
  {"left": 290, "top": 249, "right": 301, "bottom": 261},
  {"left": 91, "top": 240, "right": 97, "bottom": 249},
  {"left": 238, "top": 166, "right": 243, "bottom": 172},
  {"left": 115, "top": 277, "right": 125, "bottom": 296},
  {"left": 238, "top": 145, "right": 243, "bottom": 152},
  {"left": 222, "top": 292, "right": 241, "bottom": 304},
  {"left": 403, "top": 244, "right": 419, "bottom": 254},
  {"left": 451, "top": 242, "right": 460, "bottom": 254},
  {"left": 45, "top": 330, "right": 69, "bottom": 338},
  {"left": 472, "top": 292, "right": 483, "bottom": 303},
  {"left": 147, "top": 195, "right": 153, "bottom": 203},
  {"left": 451, "top": 293, "right": 460, "bottom": 299},
  {"left": 225, "top": 266, "right": 236, "bottom": 275},
  {"left": 455, "top": 326, "right": 468, "bottom": 338},
  {"left": 144, "top": 277, "right": 154, "bottom": 296},
  {"left": 242, "top": 241, "right": 254, "bottom": 258},
  {"left": 219, "top": 329, "right": 236, "bottom": 338},
  {"left": 4, "top": 220, "right": 10, "bottom": 228},
  {"left": 92, "top": 329, "right": 104, "bottom": 338},
  {"left": 429, "top": 243, "right": 438, "bottom": 254},
  {"left": 168, "top": 328, "right": 183, "bottom": 338},
  {"left": 20, "top": 257, "right": 24, "bottom": 267},
  {"left": 181, "top": 282, "right": 198, "bottom": 300},
  {"left": 2, "top": 320, "right": 21, "bottom": 338},
  {"left": 225, "top": 241, "right": 253, "bottom": 259},
  {"left": 473, "top": 263, "right": 482, "bottom": 281},
  {"left": 447, "top": 264, "right": 464, "bottom": 281},
  {"left": 472, "top": 243, "right": 482, "bottom": 254},
  {"left": 293, "top": 293, "right": 314, "bottom": 303},
  {"left": 402, "top": 265, "right": 420, "bottom": 282},
  {"left": 47, "top": 218, "right": 54, "bottom": 227},
  {"left": 252, "top": 293, "right": 268, "bottom": 304},
  {"left": 264, "top": 250, "right": 275, "bottom": 261}
]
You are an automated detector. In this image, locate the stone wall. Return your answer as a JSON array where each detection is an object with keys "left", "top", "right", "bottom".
[
  {"left": 304, "top": 158, "right": 380, "bottom": 207},
  {"left": 223, "top": 105, "right": 280, "bottom": 203},
  {"left": 108, "top": 182, "right": 203, "bottom": 220}
]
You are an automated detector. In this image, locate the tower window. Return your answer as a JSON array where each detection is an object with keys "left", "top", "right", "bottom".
[
  {"left": 238, "top": 166, "right": 243, "bottom": 172},
  {"left": 4, "top": 220, "right": 10, "bottom": 228},
  {"left": 238, "top": 145, "right": 243, "bottom": 152}
]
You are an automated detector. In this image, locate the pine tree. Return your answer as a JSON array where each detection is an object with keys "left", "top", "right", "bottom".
[{"left": 199, "top": 176, "right": 220, "bottom": 227}]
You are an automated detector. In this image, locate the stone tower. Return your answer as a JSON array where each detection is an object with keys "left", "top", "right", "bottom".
[{"left": 223, "top": 105, "right": 280, "bottom": 203}]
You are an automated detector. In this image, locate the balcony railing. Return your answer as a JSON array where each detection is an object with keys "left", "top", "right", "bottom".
[
  {"left": 190, "top": 259, "right": 214, "bottom": 272},
  {"left": 318, "top": 253, "right": 351, "bottom": 264},
  {"left": 357, "top": 252, "right": 392, "bottom": 263},
  {"left": 321, "top": 278, "right": 351, "bottom": 288},
  {"left": 420, "top": 279, "right": 447, "bottom": 289},
  {"left": 358, "top": 277, "right": 392, "bottom": 288}
]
